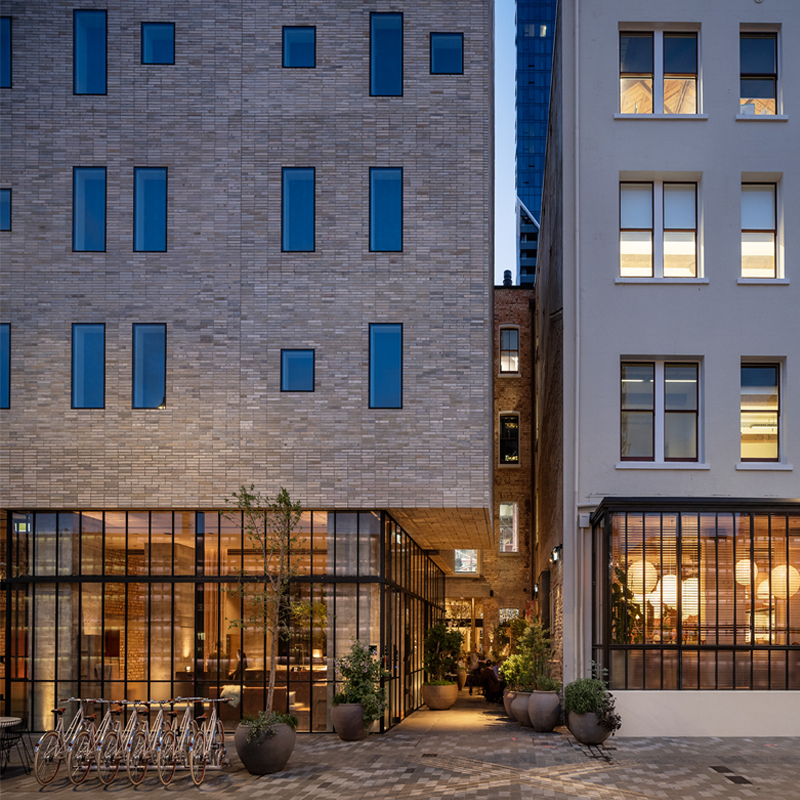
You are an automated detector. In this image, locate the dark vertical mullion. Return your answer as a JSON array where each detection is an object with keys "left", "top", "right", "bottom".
[
  {"left": 676, "top": 513, "right": 683, "bottom": 690},
  {"left": 603, "top": 513, "right": 612, "bottom": 686},
  {"left": 623, "top": 513, "right": 628, "bottom": 689},
  {"left": 785, "top": 513, "right": 790, "bottom": 689},
  {"left": 379, "top": 513, "right": 386, "bottom": 732},
  {"left": 4, "top": 512, "right": 10, "bottom": 715},
  {"left": 714, "top": 514, "right": 719, "bottom": 689}
]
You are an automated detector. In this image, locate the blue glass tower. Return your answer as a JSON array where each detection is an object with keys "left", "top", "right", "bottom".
[{"left": 516, "top": 0, "right": 556, "bottom": 286}]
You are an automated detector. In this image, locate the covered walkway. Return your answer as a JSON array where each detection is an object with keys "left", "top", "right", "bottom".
[{"left": 2, "top": 692, "right": 799, "bottom": 798}]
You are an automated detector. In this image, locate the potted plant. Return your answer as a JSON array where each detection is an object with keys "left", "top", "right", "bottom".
[
  {"left": 226, "top": 485, "right": 302, "bottom": 774},
  {"left": 563, "top": 670, "right": 622, "bottom": 745},
  {"left": 528, "top": 674, "right": 562, "bottom": 733},
  {"left": 498, "top": 653, "right": 525, "bottom": 720},
  {"left": 422, "top": 623, "right": 463, "bottom": 710},
  {"left": 331, "top": 640, "right": 389, "bottom": 741}
]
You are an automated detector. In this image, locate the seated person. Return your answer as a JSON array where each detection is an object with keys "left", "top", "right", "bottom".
[{"left": 481, "top": 659, "right": 503, "bottom": 703}]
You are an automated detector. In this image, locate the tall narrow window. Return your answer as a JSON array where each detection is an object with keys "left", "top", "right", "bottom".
[
  {"left": 370, "top": 13, "right": 402, "bottom": 96},
  {"left": 283, "top": 26, "right": 315, "bottom": 68},
  {"left": 369, "top": 168, "right": 402, "bottom": 251},
  {"left": 664, "top": 363, "right": 697, "bottom": 461},
  {"left": 499, "top": 328, "right": 519, "bottom": 373},
  {"left": 0, "top": 188, "right": 10, "bottom": 231},
  {"left": 72, "top": 324, "right": 105, "bottom": 409},
  {"left": 133, "top": 324, "right": 166, "bottom": 409},
  {"left": 282, "top": 168, "right": 315, "bottom": 252},
  {"left": 0, "top": 323, "right": 9, "bottom": 409},
  {"left": 281, "top": 349, "right": 315, "bottom": 392},
  {"left": 620, "top": 182, "right": 653, "bottom": 276},
  {"left": 369, "top": 323, "right": 402, "bottom": 409},
  {"left": 499, "top": 502, "right": 518, "bottom": 552},
  {"left": 499, "top": 414, "right": 520, "bottom": 465},
  {"left": 663, "top": 33, "right": 697, "bottom": 114},
  {"left": 430, "top": 33, "right": 463, "bottom": 75},
  {"left": 619, "top": 32, "right": 653, "bottom": 114},
  {"left": 663, "top": 183, "right": 696, "bottom": 278},
  {"left": 134, "top": 168, "right": 167, "bottom": 252},
  {"left": 1, "top": 17, "right": 11, "bottom": 88},
  {"left": 74, "top": 10, "right": 106, "bottom": 95},
  {"left": 741, "top": 184, "right": 776, "bottom": 278},
  {"left": 741, "top": 364, "right": 779, "bottom": 461},
  {"left": 740, "top": 32, "right": 777, "bottom": 115},
  {"left": 141, "top": 22, "right": 175, "bottom": 65},
  {"left": 621, "top": 363, "right": 654, "bottom": 460},
  {"left": 73, "top": 167, "right": 106, "bottom": 252}
]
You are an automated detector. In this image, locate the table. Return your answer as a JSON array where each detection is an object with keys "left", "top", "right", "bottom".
[{"left": 0, "top": 716, "right": 31, "bottom": 775}]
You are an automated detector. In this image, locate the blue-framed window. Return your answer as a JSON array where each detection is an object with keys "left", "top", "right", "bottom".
[
  {"left": 370, "top": 13, "right": 402, "bottom": 96},
  {"left": 133, "top": 324, "right": 166, "bottom": 409},
  {"left": 74, "top": 10, "right": 106, "bottom": 95},
  {"left": 283, "top": 26, "right": 315, "bottom": 68},
  {"left": 0, "top": 188, "right": 10, "bottom": 231},
  {"left": 0, "top": 324, "right": 8, "bottom": 409},
  {"left": 1, "top": 17, "right": 11, "bottom": 88},
  {"left": 282, "top": 167, "right": 315, "bottom": 252},
  {"left": 141, "top": 22, "right": 175, "bottom": 65},
  {"left": 370, "top": 168, "right": 402, "bottom": 252},
  {"left": 134, "top": 167, "right": 168, "bottom": 252},
  {"left": 281, "top": 349, "right": 315, "bottom": 392},
  {"left": 72, "top": 323, "right": 105, "bottom": 409},
  {"left": 430, "top": 33, "right": 463, "bottom": 74},
  {"left": 73, "top": 167, "right": 106, "bottom": 252},
  {"left": 369, "top": 323, "right": 402, "bottom": 409}
]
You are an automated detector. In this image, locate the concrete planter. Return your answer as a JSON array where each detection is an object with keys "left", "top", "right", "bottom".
[
  {"left": 511, "top": 691, "right": 533, "bottom": 727},
  {"left": 457, "top": 669, "right": 467, "bottom": 691},
  {"left": 331, "top": 703, "right": 369, "bottom": 741},
  {"left": 234, "top": 722, "right": 296, "bottom": 775},
  {"left": 567, "top": 712, "right": 611, "bottom": 745},
  {"left": 528, "top": 690, "right": 561, "bottom": 732},
  {"left": 503, "top": 689, "right": 517, "bottom": 719},
  {"left": 422, "top": 683, "right": 459, "bottom": 710}
]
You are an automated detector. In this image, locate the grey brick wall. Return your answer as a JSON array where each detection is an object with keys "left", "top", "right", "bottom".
[{"left": 0, "top": 0, "right": 493, "bottom": 548}]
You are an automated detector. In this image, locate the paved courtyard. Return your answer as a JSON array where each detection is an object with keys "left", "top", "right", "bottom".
[{"left": 2, "top": 693, "right": 799, "bottom": 799}]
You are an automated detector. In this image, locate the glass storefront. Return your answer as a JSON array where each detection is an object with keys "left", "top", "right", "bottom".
[
  {"left": 592, "top": 500, "right": 800, "bottom": 690},
  {"left": 1, "top": 509, "right": 443, "bottom": 732}
]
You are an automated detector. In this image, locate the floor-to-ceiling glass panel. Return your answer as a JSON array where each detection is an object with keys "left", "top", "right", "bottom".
[
  {"left": 128, "top": 512, "right": 149, "bottom": 577},
  {"left": 81, "top": 512, "right": 103, "bottom": 575},
  {"left": 335, "top": 513, "right": 358, "bottom": 577},
  {"left": 174, "top": 511, "right": 195, "bottom": 575},
  {"left": 151, "top": 512, "right": 173, "bottom": 576},
  {"left": 58, "top": 513, "right": 79, "bottom": 577},
  {"left": 105, "top": 512, "right": 126, "bottom": 575},
  {"left": 126, "top": 583, "right": 149, "bottom": 696},
  {"left": 312, "top": 511, "right": 329, "bottom": 575},
  {"left": 151, "top": 582, "right": 172, "bottom": 682},
  {"left": 35, "top": 513, "right": 57, "bottom": 576},
  {"left": 57, "top": 584, "right": 79, "bottom": 691},
  {"left": 173, "top": 582, "right": 195, "bottom": 697}
]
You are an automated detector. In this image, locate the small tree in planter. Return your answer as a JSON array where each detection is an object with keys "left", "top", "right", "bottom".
[
  {"left": 226, "top": 485, "right": 302, "bottom": 774},
  {"left": 331, "top": 640, "right": 389, "bottom": 740},
  {"left": 563, "top": 664, "right": 622, "bottom": 745},
  {"left": 422, "top": 623, "right": 463, "bottom": 710}
]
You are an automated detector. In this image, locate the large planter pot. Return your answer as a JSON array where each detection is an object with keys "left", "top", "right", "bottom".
[
  {"left": 234, "top": 722, "right": 296, "bottom": 775},
  {"left": 503, "top": 689, "right": 517, "bottom": 720},
  {"left": 457, "top": 668, "right": 467, "bottom": 691},
  {"left": 422, "top": 683, "right": 459, "bottom": 710},
  {"left": 510, "top": 691, "right": 533, "bottom": 727},
  {"left": 567, "top": 711, "right": 611, "bottom": 746},
  {"left": 528, "top": 690, "right": 561, "bottom": 733},
  {"left": 331, "top": 703, "right": 369, "bottom": 741}
]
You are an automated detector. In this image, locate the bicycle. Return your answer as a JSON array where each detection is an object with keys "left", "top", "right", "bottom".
[
  {"left": 188, "top": 697, "right": 230, "bottom": 785},
  {"left": 34, "top": 698, "right": 91, "bottom": 786},
  {"left": 157, "top": 698, "right": 199, "bottom": 786},
  {"left": 66, "top": 698, "right": 117, "bottom": 785},
  {"left": 94, "top": 699, "right": 144, "bottom": 786},
  {"left": 125, "top": 699, "right": 171, "bottom": 784}
]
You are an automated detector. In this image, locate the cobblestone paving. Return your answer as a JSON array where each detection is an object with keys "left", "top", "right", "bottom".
[{"left": 2, "top": 694, "right": 799, "bottom": 799}]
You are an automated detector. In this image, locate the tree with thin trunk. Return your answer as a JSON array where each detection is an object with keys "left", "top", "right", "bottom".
[{"left": 226, "top": 485, "right": 302, "bottom": 720}]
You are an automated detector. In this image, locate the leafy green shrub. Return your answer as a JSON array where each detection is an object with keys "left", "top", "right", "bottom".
[
  {"left": 563, "top": 678, "right": 622, "bottom": 733},
  {"left": 423, "top": 623, "right": 463, "bottom": 683},
  {"left": 241, "top": 710, "right": 298, "bottom": 742},
  {"left": 333, "top": 640, "right": 390, "bottom": 725},
  {"left": 535, "top": 674, "right": 561, "bottom": 692}
]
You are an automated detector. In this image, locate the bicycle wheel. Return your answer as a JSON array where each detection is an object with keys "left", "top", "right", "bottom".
[
  {"left": 210, "top": 720, "right": 227, "bottom": 767},
  {"left": 97, "top": 730, "right": 120, "bottom": 785},
  {"left": 189, "top": 731, "right": 206, "bottom": 785},
  {"left": 126, "top": 730, "right": 148, "bottom": 785},
  {"left": 157, "top": 729, "right": 177, "bottom": 786},
  {"left": 34, "top": 731, "right": 62, "bottom": 786},
  {"left": 67, "top": 729, "right": 93, "bottom": 785}
]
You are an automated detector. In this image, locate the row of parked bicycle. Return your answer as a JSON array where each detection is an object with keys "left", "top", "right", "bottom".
[{"left": 34, "top": 696, "right": 230, "bottom": 786}]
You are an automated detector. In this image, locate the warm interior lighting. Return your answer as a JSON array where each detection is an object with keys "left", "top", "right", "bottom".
[
  {"left": 757, "top": 579, "right": 771, "bottom": 601},
  {"left": 681, "top": 578, "right": 699, "bottom": 619},
  {"left": 659, "top": 574, "right": 678, "bottom": 607},
  {"left": 771, "top": 564, "right": 800, "bottom": 599},
  {"left": 627, "top": 559, "right": 658, "bottom": 595},
  {"left": 735, "top": 558, "right": 759, "bottom": 587}
]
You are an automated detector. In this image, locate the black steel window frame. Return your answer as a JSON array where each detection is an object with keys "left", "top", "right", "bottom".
[
  {"left": 140, "top": 22, "right": 175, "bottom": 65},
  {"left": 282, "top": 26, "right": 316, "bottom": 68},
  {"left": 499, "top": 413, "right": 520, "bottom": 466},
  {"left": 1, "top": 16, "right": 11, "bottom": 88},
  {"left": 740, "top": 32, "right": 777, "bottom": 111},
  {"left": 131, "top": 323, "right": 167, "bottom": 409},
  {"left": 73, "top": 9, "right": 107, "bottom": 96},
  {"left": 663, "top": 32, "right": 697, "bottom": 113},
  {"left": 620, "top": 361, "right": 655, "bottom": 462},
  {"left": 663, "top": 362, "right": 698, "bottom": 463},
  {"left": 429, "top": 32, "right": 463, "bottom": 75},
  {"left": 133, "top": 167, "right": 169, "bottom": 252},
  {"left": 499, "top": 327, "right": 520, "bottom": 374},
  {"left": 619, "top": 31, "right": 653, "bottom": 113},
  {"left": 369, "top": 12, "right": 403, "bottom": 97},
  {"left": 71, "top": 322, "right": 106, "bottom": 409},
  {"left": 740, "top": 361, "right": 780, "bottom": 463},
  {"left": 72, "top": 166, "right": 107, "bottom": 253},
  {"left": 0, "top": 187, "right": 10, "bottom": 231},
  {"left": 592, "top": 498, "right": 800, "bottom": 691}
]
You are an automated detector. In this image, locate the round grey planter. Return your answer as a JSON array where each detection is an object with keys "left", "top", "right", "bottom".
[
  {"left": 331, "top": 703, "right": 369, "bottom": 741},
  {"left": 457, "top": 669, "right": 467, "bottom": 690},
  {"left": 422, "top": 683, "right": 459, "bottom": 710},
  {"left": 503, "top": 689, "right": 517, "bottom": 719},
  {"left": 528, "top": 690, "right": 561, "bottom": 733},
  {"left": 511, "top": 691, "right": 533, "bottom": 727},
  {"left": 567, "top": 711, "right": 611, "bottom": 745},
  {"left": 234, "top": 722, "right": 296, "bottom": 775}
]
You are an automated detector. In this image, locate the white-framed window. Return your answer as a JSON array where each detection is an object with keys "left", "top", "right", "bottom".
[
  {"left": 620, "top": 181, "right": 697, "bottom": 278},
  {"left": 740, "top": 362, "right": 780, "bottom": 462},
  {"left": 499, "top": 502, "right": 518, "bottom": 553},
  {"left": 620, "top": 30, "right": 698, "bottom": 115},
  {"left": 620, "top": 361, "right": 700, "bottom": 462},
  {"left": 454, "top": 549, "right": 478, "bottom": 574},
  {"left": 742, "top": 183, "right": 778, "bottom": 279},
  {"left": 499, "top": 326, "right": 520, "bottom": 374}
]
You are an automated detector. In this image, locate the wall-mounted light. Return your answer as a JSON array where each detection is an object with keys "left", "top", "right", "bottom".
[
  {"left": 533, "top": 583, "right": 539, "bottom": 599},
  {"left": 551, "top": 545, "right": 563, "bottom": 563}
]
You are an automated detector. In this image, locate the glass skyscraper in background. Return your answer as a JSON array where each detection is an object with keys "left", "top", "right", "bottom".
[{"left": 516, "top": 0, "right": 556, "bottom": 286}]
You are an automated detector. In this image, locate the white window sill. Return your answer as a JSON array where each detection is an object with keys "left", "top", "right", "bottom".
[
  {"left": 738, "top": 278, "right": 789, "bottom": 285},
  {"left": 616, "top": 462, "right": 710, "bottom": 470},
  {"left": 498, "top": 372, "right": 521, "bottom": 378},
  {"left": 736, "top": 114, "right": 788, "bottom": 122},
  {"left": 616, "top": 277, "right": 709, "bottom": 284},
  {"left": 736, "top": 463, "right": 793, "bottom": 471},
  {"left": 614, "top": 113, "right": 708, "bottom": 121}
]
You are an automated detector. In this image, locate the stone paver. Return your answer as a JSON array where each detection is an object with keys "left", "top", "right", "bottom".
[{"left": 2, "top": 694, "right": 799, "bottom": 799}]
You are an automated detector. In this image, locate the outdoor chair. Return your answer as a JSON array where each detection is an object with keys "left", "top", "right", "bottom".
[{"left": 0, "top": 719, "right": 32, "bottom": 775}]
